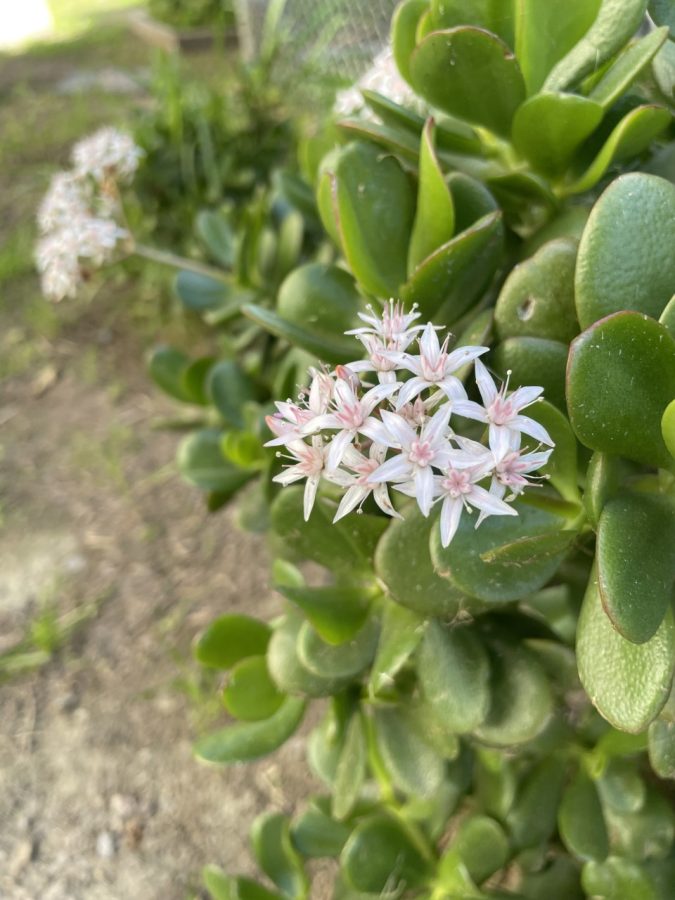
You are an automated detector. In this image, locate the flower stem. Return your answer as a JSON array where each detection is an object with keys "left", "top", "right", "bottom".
[{"left": 133, "top": 243, "right": 227, "bottom": 281}]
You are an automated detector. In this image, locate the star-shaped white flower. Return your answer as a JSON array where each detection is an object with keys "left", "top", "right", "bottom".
[
  {"left": 347, "top": 299, "right": 425, "bottom": 352},
  {"left": 265, "top": 370, "right": 334, "bottom": 447},
  {"left": 304, "top": 376, "right": 399, "bottom": 470},
  {"left": 393, "top": 323, "right": 488, "bottom": 408},
  {"left": 272, "top": 436, "right": 327, "bottom": 521},
  {"left": 366, "top": 404, "right": 454, "bottom": 516},
  {"left": 434, "top": 454, "right": 517, "bottom": 547},
  {"left": 327, "top": 443, "right": 401, "bottom": 521},
  {"left": 453, "top": 359, "right": 554, "bottom": 458}
]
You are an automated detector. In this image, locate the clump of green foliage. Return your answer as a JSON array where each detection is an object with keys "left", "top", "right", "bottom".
[{"left": 142, "top": 1, "right": 675, "bottom": 897}]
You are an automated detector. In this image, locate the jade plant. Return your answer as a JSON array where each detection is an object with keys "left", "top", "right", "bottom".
[{"left": 184, "top": 2, "right": 675, "bottom": 898}]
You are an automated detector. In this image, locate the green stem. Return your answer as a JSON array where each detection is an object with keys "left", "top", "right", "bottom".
[{"left": 133, "top": 243, "right": 228, "bottom": 281}]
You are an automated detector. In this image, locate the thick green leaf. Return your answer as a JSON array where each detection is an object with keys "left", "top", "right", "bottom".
[
  {"left": 597, "top": 493, "right": 675, "bottom": 643},
  {"left": 277, "top": 263, "right": 360, "bottom": 340},
  {"left": 495, "top": 238, "right": 579, "bottom": 344},
  {"left": 431, "top": 502, "right": 568, "bottom": 603},
  {"left": 410, "top": 28, "right": 526, "bottom": 138},
  {"left": 564, "top": 105, "right": 671, "bottom": 196},
  {"left": 430, "top": 0, "right": 516, "bottom": 48},
  {"left": 251, "top": 813, "right": 308, "bottom": 899},
  {"left": 528, "top": 399, "right": 580, "bottom": 504},
  {"left": 368, "top": 599, "right": 426, "bottom": 698},
  {"left": 519, "top": 857, "right": 584, "bottom": 900},
  {"left": 473, "top": 643, "right": 553, "bottom": 746},
  {"left": 543, "top": 0, "right": 649, "bottom": 91},
  {"left": 475, "top": 748, "right": 518, "bottom": 820},
  {"left": 291, "top": 798, "right": 351, "bottom": 858},
  {"left": 566, "top": 312, "right": 675, "bottom": 469},
  {"left": 175, "top": 270, "right": 232, "bottom": 312},
  {"left": 208, "top": 361, "right": 257, "bottom": 429},
  {"left": 648, "top": 719, "right": 675, "bottom": 778},
  {"left": 177, "top": 429, "right": 252, "bottom": 494},
  {"left": 267, "top": 615, "right": 352, "bottom": 698},
  {"left": 508, "top": 756, "right": 567, "bottom": 850},
  {"left": 453, "top": 309, "right": 494, "bottom": 382},
  {"left": 480, "top": 531, "right": 578, "bottom": 568},
  {"left": 575, "top": 173, "right": 675, "bottom": 328},
  {"left": 336, "top": 118, "right": 420, "bottom": 165},
  {"left": 663, "top": 399, "right": 675, "bottom": 460},
  {"left": 308, "top": 709, "right": 343, "bottom": 786},
  {"left": 375, "top": 508, "right": 463, "bottom": 617},
  {"left": 271, "top": 486, "right": 388, "bottom": 575},
  {"left": 583, "top": 452, "right": 623, "bottom": 528},
  {"left": 447, "top": 171, "right": 500, "bottom": 233},
  {"left": 340, "top": 813, "right": 433, "bottom": 894},
  {"left": 194, "top": 614, "right": 271, "bottom": 669},
  {"left": 577, "top": 566, "right": 675, "bottom": 732},
  {"left": 417, "top": 621, "right": 491, "bottom": 734},
  {"left": 333, "top": 713, "right": 367, "bottom": 820},
  {"left": 604, "top": 788, "right": 675, "bottom": 859},
  {"left": 275, "top": 584, "right": 371, "bottom": 645},
  {"left": 195, "top": 696, "right": 306, "bottom": 764},
  {"left": 374, "top": 706, "right": 446, "bottom": 798},
  {"left": 401, "top": 211, "right": 504, "bottom": 322},
  {"left": 297, "top": 618, "right": 379, "bottom": 680},
  {"left": 452, "top": 815, "right": 510, "bottom": 885},
  {"left": 329, "top": 141, "right": 415, "bottom": 297},
  {"left": 392, "top": 0, "right": 429, "bottom": 83},
  {"left": 181, "top": 357, "right": 214, "bottom": 406},
  {"left": 512, "top": 93, "right": 603, "bottom": 175},
  {"left": 596, "top": 758, "right": 646, "bottom": 813},
  {"left": 559, "top": 770, "right": 609, "bottom": 861},
  {"left": 590, "top": 27, "right": 670, "bottom": 109},
  {"left": 493, "top": 336, "right": 568, "bottom": 411},
  {"left": 582, "top": 858, "right": 660, "bottom": 900},
  {"left": 242, "top": 304, "right": 357, "bottom": 366},
  {"left": 148, "top": 345, "right": 192, "bottom": 402},
  {"left": 409, "top": 119, "right": 455, "bottom": 274},
  {"left": 661, "top": 296, "right": 675, "bottom": 338},
  {"left": 196, "top": 210, "right": 236, "bottom": 268},
  {"left": 515, "top": 0, "right": 602, "bottom": 93},
  {"left": 222, "top": 656, "right": 284, "bottom": 721}
]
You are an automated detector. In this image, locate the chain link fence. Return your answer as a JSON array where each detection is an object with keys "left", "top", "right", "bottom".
[{"left": 234, "top": 0, "right": 398, "bottom": 81}]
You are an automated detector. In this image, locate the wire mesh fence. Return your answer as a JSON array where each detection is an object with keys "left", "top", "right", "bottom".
[{"left": 234, "top": 0, "right": 398, "bottom": 81}]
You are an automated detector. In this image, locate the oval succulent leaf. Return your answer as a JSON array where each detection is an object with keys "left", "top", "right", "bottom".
[
  {"left": 566, "top": 311, "right": 675, "bottom": 470},
  {"left": 588, "top": 26, "right": 670, "bottom": 110},
  {"left": 194, "top": 614, "right": 271, "bottom": 669},
  {"left": 374, "top": 706, "right": 446, "bottom": 798},
  {"left": 575, "top": 173, "right": 675, "bottom": 329},
  {"left": 564, "top": 105, "right": 671, "bottom": 197},
  {"left": 417, "top": 620, "right": 491, "bottom": 734},
  {"left": 543, "top": 0, "right": 650, "bottom": 92},
  {"left": 410, "top": 27, "right": 526, "bottom": 138},
  {"left": 577, "top": 566, "right": 675, "bottom": 733},
  {"left": 194, "top": 696, "right": 306, "bottom": 764},
  {"left": 512, "top": 93, "right": 603, "bottom": 175},
  {"left": 597, "top": 493, "right": 675, "bottom": 644},
  {"left": 408, "top": 118, "right": 456, "bottom": 274},
  {"left": 558, "top": 770, "right": 610, "bottom": 862}
]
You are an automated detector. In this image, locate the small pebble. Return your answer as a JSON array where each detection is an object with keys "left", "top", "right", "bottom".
[{"left": 95, "top": 831, "right": 116, "bottom": 859}]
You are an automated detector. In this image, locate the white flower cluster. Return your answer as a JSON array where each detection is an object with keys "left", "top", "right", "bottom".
[
  {"left": 35, "top": 128, "right": 142, "bottom": 302},
  {"left": 334, "top": 48, "right": 418, "bottom": 118},
  {"left": 265, "top": 302, "right": 554, "bottom": 548}
]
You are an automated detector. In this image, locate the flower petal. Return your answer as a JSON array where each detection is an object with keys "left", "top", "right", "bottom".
[
  {"left": 326, "top": 429, "right": 355, "bottom": 470},
  {"left": 420, "top": 322, "right": 441, "bottom": 363},
  {"left": 373, "top": 484, "right": 403, "bottom": 518},
  {"left": 333, "top": 484, "right": 368, "bottom": 521},
  {"left": 509, "top": 385, "right": 543, "bottom": 411},
  {"left": 369, "top": 452, "right": 413, "bottom": 484},
  {"left": 489, "top": 423, "right": 516, "bottom": 460},
  {"left": 303, "top": 475, "right": 320, "bottom": 521},
  {"left": 395, "top": 376, "right": 427, "bottom": 409},
  {"left": 361, "top": 380, "right": 400, "bottom": 416},
  {"left": 380, "top": 409, "right": 417, "bottom": 448},
  {"left": 474, "top": 358, "right": 498, "bottom": 407},
  {"left": 452, "top": 399, "right": 489, "bottom": 422},
  {"left": 415, "top": 465, "right": 435, "bottom": 517},
  {"left": 440, "top": 496, "right": 463, "bottom": 547},
  {"left": 468, "top": 483, "right": 518, "bottom": 517},
  {"left": 444, "top": 344, "right": 489, "bottom": 374},
  {"left": 510, "top": 415, "right": 554, "bottom": 447}
]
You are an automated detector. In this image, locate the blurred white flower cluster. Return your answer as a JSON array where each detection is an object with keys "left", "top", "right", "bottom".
[
  {"left": 265, "top": 302, "right": 554, "bottom": 547},
  {"left": 35, "top": 127, "right": 143, "bottom": 301},
  {"left": 334, "top": 48, "right": 417, "bottom": 118}
]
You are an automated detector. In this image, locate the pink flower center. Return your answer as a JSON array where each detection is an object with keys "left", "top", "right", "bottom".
[
  {"left": 488, "top": 394, "right": 514, "bottom": 426},
  {"left": 353, "top": 457, "right": 379, "bottom": 485},
  {"left": 408, "top": 439, "right": 435, "bottom": 467},
  {"left": 497, "top": 452, "right": 528, "bottom": 488},
  {"left": 297, "top": 445, "right": 324, "bottom": 477},
  {"left": 336, "top": 401, "right": 364, "bottom": 430},
  {"left": 441, "top": 469, "right": 472, "bottom": 498}
]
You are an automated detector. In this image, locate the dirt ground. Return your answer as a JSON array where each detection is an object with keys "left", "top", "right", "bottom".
[{"left": 0, "top": 23, "right": 317, "bottom": 900}]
